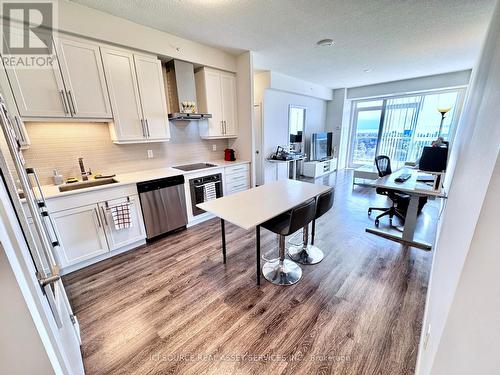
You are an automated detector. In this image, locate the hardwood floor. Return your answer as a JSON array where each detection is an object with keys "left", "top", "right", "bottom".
[{"left": 63, "top": 170, "right": 438, "bottom": 375}]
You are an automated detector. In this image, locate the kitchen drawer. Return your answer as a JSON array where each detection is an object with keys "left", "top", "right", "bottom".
[
  {"left": 226, "top": 179, "right": 249, "bottom": 194},
  {"left": 225, "top": 171, "right": 248, "bottom": 184},
  {"left": 225, "top": 163, "right": 249, "bottom": 175}
]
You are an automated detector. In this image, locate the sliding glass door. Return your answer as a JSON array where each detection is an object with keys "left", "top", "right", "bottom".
[
  {"left": 350, "top": 100, "right": 383, "bottom": 165},
  {"left": 348, "top": 90, "right": 464, "bottom": 169}
]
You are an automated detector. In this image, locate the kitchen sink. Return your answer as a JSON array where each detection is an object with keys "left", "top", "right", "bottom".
[
  {"left": 173, "top": 163, "right": 217, "bottom": 171},
  {"left": 58, "top": 178, "right": 118, "bottom": 192}
]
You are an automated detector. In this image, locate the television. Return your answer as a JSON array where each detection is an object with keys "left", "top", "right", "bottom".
[{"left": 310, "top": 132, "right": 333, "bottom": 161}]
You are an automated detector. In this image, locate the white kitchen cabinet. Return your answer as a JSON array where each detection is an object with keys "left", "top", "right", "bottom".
[
  {"left": 101, "top": 47, "right": 170, "bottom": 143},
  {"left": 101, "top": 47, "right": 144, "bottom": 142},
  {"left": 56, "top": 36, "right": 112, "bottom": 118},
  {"left": 220, "top": 72, "right": 238, "bottom": 136},
  {"left": 133, "top": 54, "right": 170, "bottom": 140},
  {"left": 97, "top": 195, "right": 146, "bottom": 251},
  {"left": 224, "top": 163, "right": 250, "bottom": 195},
  {"left": 3, "top": 28, "right": 69, "bottom": 118},
  {"left": 0, "top": 66, "right": 30, "bottom": 148},
  {"left": 51, "top": 204, "right": 109, "bottom": 268},
  {"left": 195, "top": 68, "right": 238, "bottom": 139},
  {"left": 4, "top": 28, "right": 112, "bottom": 119}
]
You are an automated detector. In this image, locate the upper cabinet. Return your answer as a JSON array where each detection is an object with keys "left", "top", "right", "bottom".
[
  {"left": 101, "top": 47, "right": 170, "bottom": 143},
  {"left": 195, "top": 68, "right": 238, "bottom": 139},
  {"left": 4, "top": 30, "right": 112, "bottom": 119},
  {"left": 133, "top": 54, "right": 170, "bottom": 141},
  {"left": 55, "top": 36, "right": 112, "bottom": 118}
]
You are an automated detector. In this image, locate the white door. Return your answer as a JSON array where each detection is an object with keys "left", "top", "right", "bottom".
[
  {"left": 56, "top": 36, "right": 112, "bottom": 118},
  {"left": 205, "top": 69, "right": 224, "bottom": 137},
  {"left": 101, "top": 47, "right": 145, "bottom": 142},
  {"left": 134, "top": 54, "right": 170, "bottom": 140},
  {"left": 97, "top": 195, "right": 146, "bottom": 251},
  {"left": 52, "top": 204, "right": 109, "bottom": 267},
  {"left": 3, "top": 28, "right": 70, "bottom": 118},
  {"left": 220, "top": 72, "right": 238, "bottom": 136}
]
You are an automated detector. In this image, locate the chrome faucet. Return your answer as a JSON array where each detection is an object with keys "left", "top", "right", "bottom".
[{"left": 78, "top": 157, "right": 92, "bottom": 181}]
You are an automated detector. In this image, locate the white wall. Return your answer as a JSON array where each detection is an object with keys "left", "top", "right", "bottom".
[
  {"left": 262, "top": 89, "right": 327, "bottom": 182},
  {"left": 416, "top": 2, "right": 500, "bottom": 373},
  {"left": 325, "top": 88, "right": 348, "bottom": 168},
  {"left": 346, "top": 70, "right": 471, "bottom": 100},
  {"left": 431, "top": 153, "right": 500, "bottom": 374},
  {"left": 56, "top": 0, "right": 236, "bottom": 72},
  {"left": 228, "top": 52, "right": 255, "bottom": 185},
  {"left": 269, "top": 71, "right": 333, "bottom": 101}
]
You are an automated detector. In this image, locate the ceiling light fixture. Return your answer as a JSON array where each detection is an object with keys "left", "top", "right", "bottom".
[
  {"left": 363, "top": 68, "right": 372, "bottom": 73},
  {"left": 316, "top": 39, "right": 335, "bottom": 47}
]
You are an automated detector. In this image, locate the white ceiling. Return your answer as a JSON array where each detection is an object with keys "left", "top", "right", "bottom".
[{"left": 69, "top": 0, "right": 496, "bottom": 89}]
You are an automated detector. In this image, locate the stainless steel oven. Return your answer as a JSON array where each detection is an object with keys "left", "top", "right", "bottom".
[{"left": 189, "top": 173, "right": 223, "bottom": 216}]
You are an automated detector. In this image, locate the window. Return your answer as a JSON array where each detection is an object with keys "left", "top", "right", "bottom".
[{"left": 348, "top": 90, "right": 464, "bottom": 169}]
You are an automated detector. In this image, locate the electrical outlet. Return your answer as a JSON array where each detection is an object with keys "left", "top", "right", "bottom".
[
  {"left": 147, "top": 150, "right": 154, "bottom": 159},
  {"left": 423, "top": 324, "right": 431, "bottom": 349},
  {"left": 212, "top": 144, "right": 217, "bottom": 151}
]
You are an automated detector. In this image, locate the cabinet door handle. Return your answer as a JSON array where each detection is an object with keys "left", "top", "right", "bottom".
[
  {"left": 145, "top": 118, "right": 150, "bottom": 138},
  {"left": 224, "top": 120, "right": 227, "bottom": 134},
  {"left": 100, "top": 206, "right": 108, "bottom": 226},
  {"left": 94, "top": 208, "right": 102, "bottom": 227},
  {"left": 67, "top": 90, "right": 76, "bottom": 116},
  {"left": 13, "top": 116, "right": 25, "bottom": 143},
  {"left": 140, "top": 119, "right": 146, "bottom": 137},
  {"left": 59, "top": 90, "right": 69, "bottom": 115},
  {"left": 220, "top": 120, "right": 224, "bottom": 134}
]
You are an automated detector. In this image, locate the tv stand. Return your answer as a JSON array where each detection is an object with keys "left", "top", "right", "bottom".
[{"left": 302, "top": 158, "right": 337, "bottom": 178}]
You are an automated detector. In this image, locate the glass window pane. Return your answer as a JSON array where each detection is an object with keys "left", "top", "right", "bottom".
[
  {"left": 349, "top": 90, "right": 462, "bottom": 169},
  {"left": 351, "top": 109, "right": 381, "bottom": 165}
]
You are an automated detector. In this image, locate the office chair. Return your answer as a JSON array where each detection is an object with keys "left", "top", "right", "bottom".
[{"left": 368, "top": 155, "right": 409, "bottom": 227}]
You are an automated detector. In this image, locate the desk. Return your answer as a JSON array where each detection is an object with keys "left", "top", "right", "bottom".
[
  {"left": 267, "top": 156, "right": 306, "bottom": 180},
  {"left": 366, "top": 168, "right": 446, "bottom": 250},
  {"left": 353, "top": 164, "right": 379, "bottom": 188},
  {"left": 198, "top": 179, "right": 330, "bottom": 284}
]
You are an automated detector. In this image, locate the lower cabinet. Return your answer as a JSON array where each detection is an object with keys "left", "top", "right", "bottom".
[
  {"left": 97, "top": 195, "right": 145, "bottom": 251},
  {"left": 224, "top": 164, "right": 250, "bottom": 195},
  {"left": 52, "top": 204, "right": 109, "bottom": 268},
  {"left": 51, "top": 194, "right": 146, "bottom": 269}
]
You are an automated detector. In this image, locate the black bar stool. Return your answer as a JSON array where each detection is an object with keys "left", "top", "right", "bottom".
[
  {"left": 261, "top": 198, "right": 316, "bottom": 285},
  {"left": 288, "top": 188, "right": 334, "bottom": 264}
]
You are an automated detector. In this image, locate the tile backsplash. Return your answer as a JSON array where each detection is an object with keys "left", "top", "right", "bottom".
[{"left": 23, "top": 121, "right": 228, "bottom": 185}]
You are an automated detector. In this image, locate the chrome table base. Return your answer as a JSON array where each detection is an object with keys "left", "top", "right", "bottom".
[
  {"left": 288, "top": 244, "right": 324, "bottom": 264},
  {"left": 262, "top": 259, "right": 302, "bottom": 285}
]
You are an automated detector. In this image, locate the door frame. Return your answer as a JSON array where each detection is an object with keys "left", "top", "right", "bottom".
[{"left": 253, "top": 102, "right": 264, "bottom": 186}]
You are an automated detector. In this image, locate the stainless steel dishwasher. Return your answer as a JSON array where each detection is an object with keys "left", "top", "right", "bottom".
[{"left": 137, "top": 175, "right": 188, "bottom": 239}]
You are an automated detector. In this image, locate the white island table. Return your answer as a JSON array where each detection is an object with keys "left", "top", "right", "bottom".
[{"left": 198, "top": 179, "right": 330, "bottom": 284}]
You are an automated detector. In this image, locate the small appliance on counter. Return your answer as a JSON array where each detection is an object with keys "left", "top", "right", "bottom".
[{"left": 224, "top": 148, "right": 236, "bottom": 161}]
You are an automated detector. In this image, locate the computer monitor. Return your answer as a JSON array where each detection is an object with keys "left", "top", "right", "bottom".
[{"left": 419, "top": 146, "right": 448, "bottom": 172}]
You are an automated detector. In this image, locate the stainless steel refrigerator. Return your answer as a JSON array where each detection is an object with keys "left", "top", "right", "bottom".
[{"left": 0, "top": 94, "right": 84, "bottom": 374}]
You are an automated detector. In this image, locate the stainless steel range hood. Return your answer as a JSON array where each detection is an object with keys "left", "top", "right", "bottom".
[{"left": 165, "top": 59, "right": 212, "bottom": 120}]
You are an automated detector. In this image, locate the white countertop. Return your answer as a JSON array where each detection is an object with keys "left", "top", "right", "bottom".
[
  {"left": 38, "top": 159, "right": 250, "bottom": 200},
  {"left": 198, "top": 179, "right": 331, "bottom": 230}
]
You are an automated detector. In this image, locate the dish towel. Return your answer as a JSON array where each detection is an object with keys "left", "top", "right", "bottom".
[
  {"left": 110, "top": 203, "right": 132, "bottom": 230},
  {"left": 203, "top": 182, "right": 217, "bottom": 201}
]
